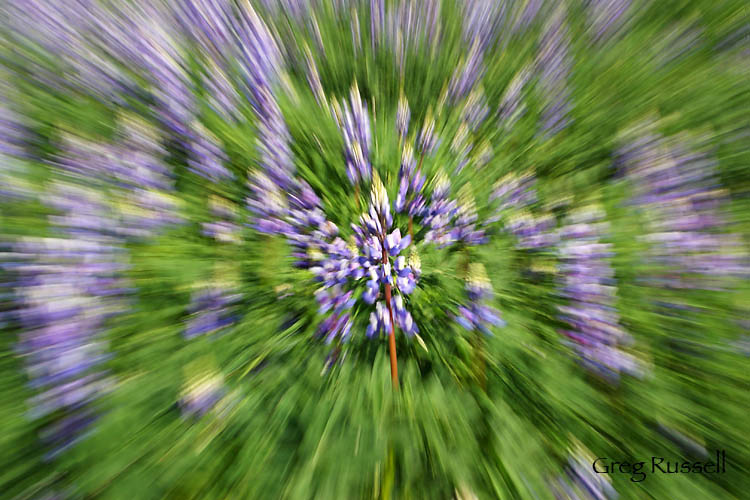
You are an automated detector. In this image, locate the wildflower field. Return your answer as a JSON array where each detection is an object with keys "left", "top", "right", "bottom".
[{"left": 1, "top": 1, "right": 749, "bottom": 499}]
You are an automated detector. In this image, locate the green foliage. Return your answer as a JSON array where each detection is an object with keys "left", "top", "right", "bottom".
[{"left": 1, "top": 0, "right": 749, "bottom": 498}]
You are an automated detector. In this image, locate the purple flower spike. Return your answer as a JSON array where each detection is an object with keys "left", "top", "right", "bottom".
[
  {"left": 618, "top": 128, "right": 749, "bottom": 291},
  {"left": 13, "top": 177, "right": 130, "bottom": 457},
  {"left": 395, "top": 176, "right": 409, "bottom": 213},
  {"left": 454, "top": 264, "right": 504, "bottom": 335},
  {"left": 332, "top": 83, "right": 372, "bottom": 185},
  {"left": 418, "top": 110, "right": 440, "bottom": 156},
  {"left": 536, "top": 8, "right": 574, "bottom": 138},
  {"left": 556, "top": 206, "right": 640, "bottom": 381},
  {"left": 397, "top": 93, "right": 410, "bottom": 140}
]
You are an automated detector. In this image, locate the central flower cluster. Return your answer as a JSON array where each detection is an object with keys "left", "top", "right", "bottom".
[
  {"left": 354, "top": 174, "right": 420, "bottom": 337},
  {"left": 249, "top": 82, "right": 505, "bottom": 353},
  {"left": 301, "top": 172, "right": 422, "bottom": 346}
]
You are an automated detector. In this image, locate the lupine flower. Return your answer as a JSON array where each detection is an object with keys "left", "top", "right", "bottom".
[
  {"left": 506, "top": 212, "right": 559, "bottom": 250},
  {"left": 112, "top": 114, "right": 172, "bottom": 191},
  {"left": 396, "top": 92, "right": 410, "bottom": 141},
  {"left": 384, "top": 229, "right": 410, "bottom": 256},
  {"left": 12, "top": 178, "right": 130, "bottom": 459},
  {"left": 399, "top": 142, "right": 417, "bottom": 179},
  {"left": 462, "top": 0, "right": 505, "bottom": 52},
  {"left": 311, "top": 239, "right": 359, "bottom": 290},
  {"left": 370, "top": 0, "right": 386, "bottom": 50},
  {"left": 307, "top": 228, "right": 366, "bottom": 346},
  {"left": 417, "top": 109, "right": 440, "bottom": 156},
  {"left": 423, "top": 172, "right": 458, "bottom": 247},
  {"left": 179, "top": 366, "right": 226, "bottom": 418},
  {"left": 423, "top": 172, "right": 488, "bottom": 249},
  {"left": 54, "top": 119, "right": 182, "bottom": 241},
  {"left": 260, "top": 0, "right": 318, "bottom": 23},
  {"left": 3, "top": 1, "right": 132, "bottom": 103},
  {"left": 186, "top": 122, "right": 234, "bottom": 182},
  {"left": 385, "top": 0, "right": 442, "bottom": 71},
  {"left": 488, "top": 171, "right": 537, "bottom": 218},
  {"left": 244, "top": 41, "right": 295, "bottom": 234},
  {"left": 449, "top": 40, "right": 485, "bottom": 102},
  {"left": 109, "top": 115, "right": 183, "bottom": 238},
  {"left": 332, "top": 84, "right": 373, "bottom": 185},
  {"left": 351, "top": 7, "right": 362, "bottom": 55},
  {"left": 286, "top": 186, "right": 335, "bottom": 269},
  {"left": 556, "top": 207, "right": 640, "bottom": 382},
  {"left": 498, "top": 65, "right": 532, "bottom": 131},
  {"left": 394, "top": 255, "right": 419, "bottom": 295},
  {"left": 536, "top": 9, "right": 573, "bottom": 137},
  {"left": 0, "top": 82, "right": 27, "bottom": 160},
  {"left": 451, "top": 123, "right": 472, "bottom": 175},
  {"left": 185, "top": 286, "right": 243, "bottom": 339},
  {"left": 238, "top": 1, "right": 298, "bottom": 237},
  {"left": 395, "top": 145, "right": 427, "bottom": 216},
  {"left": 488, "top": 170, "right": 558, "bottom": 250},
  {"left": 0, "top": 1, "right": 745, "bottom": 496},
  {"left": 315, "top": 287, "right": 355, "bottom": 344},
  {"left": 366, "top": 300, "right": 392, "bottom": 338},
  {"left": 349, "top": 173, "right": 421, "bottom": 341},
  {"left": 316, "top": 295, "right": 355, "bottom": 344},
  {"left": 304, "top": 44, "right": 327, "bottom": 107},
  {"left": 201, "top": 60, "right": 242, "bottom": 123},
  {"left": 392, "top": 294, "right": 418, "bottom": 335},
  {"left": 512, "top": 0, "right": 543, "bottom": 34},
  {"left": 246, "top": 171, "right": 291, "bottom": 235},
  {"left": 233, "top": 1, "right": 284, "bottom": 112},
  {"left": 462, "top": 88, "right": 490, "bottom": 131},
  {"left": 450, "top": 185, "right": 487, "bottom": 246},
  {"left": 455, "top": 263, "right": 504, "bottom": 334},
  {"left": 474, "top": 140, "right": 493, "bottom": 170},
  {"left": 171, "top": 0, "right": 235, "bottom": 59},
  {"left": 3, "top": 1, "right": 92, "bottom": 63},
  {"left": 255, "top": 103, "right": 295, "bottom": 190},
  {"left": 104, "top": 2, "right": 196, "bottom": 137},
  {"left": 618, "top": 129, "right": 749, "bottom": 290},
  {"left": 586, "top": 0, "right": 631, "bottom": 43},
  {"left": 202, "top": 196, "right": 242, "bottom": 244}
]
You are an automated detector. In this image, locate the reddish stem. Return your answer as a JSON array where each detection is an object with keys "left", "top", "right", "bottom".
[
  {"left": 381, "top": 227, "right": 399, "bottom": 388},
  {"left": 384, "top": 282, "right": 398, "bottom": 388}
]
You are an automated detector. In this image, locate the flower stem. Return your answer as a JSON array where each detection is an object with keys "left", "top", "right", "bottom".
[
  {"left": 355, "top": 183, "right": 361, "bottom": 211},
  {"left": 381, "top": 233, "right": 399, "bottom": 388},
  {"left": 384, "top": 282, "right": 398, "bottom": 388}
]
